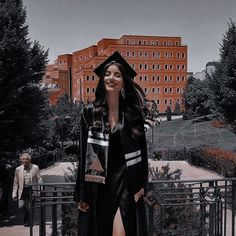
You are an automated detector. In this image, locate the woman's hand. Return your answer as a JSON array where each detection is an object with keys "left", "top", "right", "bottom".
[
  {"left": 78, "top": 202, "right": 90, "bottom": 212},
  {"left": 134, "top": 188, "right": 144, "bottom": 202}
]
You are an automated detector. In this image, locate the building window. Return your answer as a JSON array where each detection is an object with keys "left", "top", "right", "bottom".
[
  {"left": 177, "top": 53, "right": 181, "bottom": 58},
  {"left": 144, "top": 88, "right": 148, "bottom": 94},
  {"left": 177, "top": 65, "right": 181, "bottom": 70},
  {"left": 132, "top": 51, "right": 135, "bottom": 57},
  {"left": 164, "top": 99, "right": 168, "bottom": 105},
  {"left": 156, "top": 40, "right": 159, "bottom": 46},
  {"left": 182, "top": 64, "right": 185, "bottom": 70},
  {"left": 92, "top": 88, "right": 95, "bottom": 93},
  {"left": 164, "top": 88, "right": 168, "bottom": 93},
  {"left": 151, "top": 40, "right": 155, "bottom": 45},
  {"left": 169, "top": 64, "right": 173, "bottom": 70},
  {"left": 156, "top": 88, "right": 160, "bottom": 93},
  {"left": 157, "top": 64, "right": 161, "bottom": 70},
  {"left": 92, "top": 75, "right": 95, "bottom": 81},
  {"left": 168, "top": 41, "right": 172, "bottom": 46},
  {"left": 139, "top": 76, "right": 142, "bottom": 81},
  {"left": 138, "top": 40, "right": 142, "bottom": 45},
  {"left": 177, "top": 88, "right": 180, "bottom": 93},
  {"left": 86, "top": 88, "right": 90, "bottom": 93},
  {"left": 164, "top": 64, "right": 168, "bottom": 70},
  {"left": 152, "top": 88, "right": 155, "bottom": 93},
  {"left": 131, "top": 39, "right": 135, "bottom": 45},
  {"left": 144, "top": 52, "right": 148, "bottom": 58},
  {"left": 170, "top": 99, "right": 172, "bottom": 105},
  {"left": 182, "top": 53, "right": 185, "bottom": 58},
  {"left": 152, "top": 64, "right": 155, "bottom": 70},
  {"left": 126, "top": 51, "right": 130, "bottom": 57},
  {"left": 169, "top": 76, "right": 173, "bottom": 81},
  {"left": 139, "top": 64, "right": 142, "bottom": 69},
  {"left": 86, "top": 76, "right": 90, "bottom": 81},
  {"left": 164, "top": 76, "right": 168, "bottom": 82},
  {"left": 157, "top": 76, "right": 160, "bottom": 81},
  {"left": 175, "top": 41, "right": 179, "bottom": 46},
  {"left": 169, "top": 88, "right": 173, "bottom": 93},
  {"left": 157, "top": 99, "right": 160, "bottom": 104},
  {"left": 144, "top": 76, "right": 148, "bottom": 81},
  {"left": 182, "top": 76, "right": 185, "bottom": 81},
  {"left": 163, "top": 41, "right": 167, "bottom": 46},
  {"left": 143, "top": 40, "right": 147, "bottom": 45},
  {"left": 144, "top": 64, "right": 148, "bottom": 70},
  {"left": 126, "top": 39, "right": 130, "bottom": 45},
  {"left": 177, "top": 76, "right": 180, "bottom": 82}
]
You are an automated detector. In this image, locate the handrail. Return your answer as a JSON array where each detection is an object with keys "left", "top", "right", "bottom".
[{"left": 28, "top": 178, "right": 236, "bottom": 236}]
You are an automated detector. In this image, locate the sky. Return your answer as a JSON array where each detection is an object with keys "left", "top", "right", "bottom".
[{"left": 23, "top": 0, "right": 236, "bottom": 73}]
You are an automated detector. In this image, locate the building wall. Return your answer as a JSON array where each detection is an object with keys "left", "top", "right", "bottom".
[{"left": 45, "top": 35, "right": 188, "bottom": 112}]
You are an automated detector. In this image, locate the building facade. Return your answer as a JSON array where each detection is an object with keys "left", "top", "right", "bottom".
[{"left": 43, "top": 35, "right": 188, "bottom": 112}]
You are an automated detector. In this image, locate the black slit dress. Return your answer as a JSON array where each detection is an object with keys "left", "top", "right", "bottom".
[{"left": 78, "top": 122, "right": 147, "bottom": 236}]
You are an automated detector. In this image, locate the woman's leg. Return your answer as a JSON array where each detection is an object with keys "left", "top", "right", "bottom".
[{"left": 112, "top": 207, "right": 126, "bottom": 236}]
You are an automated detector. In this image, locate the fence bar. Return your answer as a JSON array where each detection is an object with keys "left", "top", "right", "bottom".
[
  {"left": 29, "top": 186, "right": 33, "bottom": 236},
  {"left": 52, "top": 188, "right": 57, "bottom": 236},
  {"left": 39, "top": 185, "right": 46, "bottom": 236},
  {"left": 232, "top": 180, "right": 236, "bottom": 236}
]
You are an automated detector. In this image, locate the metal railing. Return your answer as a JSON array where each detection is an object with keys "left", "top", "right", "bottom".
[{"left": 29, "top": 178, "right": 236, "bottom": 236}]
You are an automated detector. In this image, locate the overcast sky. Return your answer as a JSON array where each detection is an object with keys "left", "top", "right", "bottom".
[{"left": 23, "top": 0, "right": 236, "bottom": 73}]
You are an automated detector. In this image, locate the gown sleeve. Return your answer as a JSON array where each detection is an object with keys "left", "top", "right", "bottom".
[
  {"left": 141, "top": 125, "right": 148, "bottom": 195},
  {"left": 74, "top": 107, "right": 89, "bottom": 203}
]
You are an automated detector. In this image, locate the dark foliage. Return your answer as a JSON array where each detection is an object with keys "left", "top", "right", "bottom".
[{"left": 0, "top": 0, "right": 48, "bottom": 158}]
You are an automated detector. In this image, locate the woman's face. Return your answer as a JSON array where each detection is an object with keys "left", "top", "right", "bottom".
[{"left": 104, "top": 65, "right": 124, "bottom": 93}]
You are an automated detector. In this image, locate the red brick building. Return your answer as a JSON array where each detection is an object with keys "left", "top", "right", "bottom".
[{"left": 43, "top": 35, "right": 187, "bottom": 112}]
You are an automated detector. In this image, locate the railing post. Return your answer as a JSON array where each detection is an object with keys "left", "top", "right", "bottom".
[
  {"left": 232, "top": 180, "right": 235, "bottom": 236},
  {"left": 52, "top": 187, "right": 57, "bottom": 236},
  {"left": 209, "top": 202, "right": 215, "bottom": 235},
  {"left": 29, "top": 185, "right": 33, "bottom": 236},
  {"left": 39, "top": 185, "right": 46, "bottom": 236}
]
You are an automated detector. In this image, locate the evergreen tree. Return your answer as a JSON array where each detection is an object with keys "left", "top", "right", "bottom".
[
  {"left": 209, "top": 19, "right": 236, "bottom": 131},
  {"left": 52, "top": 94, "right": 82, "bottom": 150},
  {"left": 184, "top": 76, "right": 212, "bottom": 117},
  {"left": 174, "top": 101, "right": 181, "bottom": 115},
  {"left": 0, "top": 0, "right": 48, "bottom": 158}
]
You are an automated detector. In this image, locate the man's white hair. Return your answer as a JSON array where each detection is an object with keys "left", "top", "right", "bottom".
[{"left": 19, "top": 152, "right": 31, "bottom": 160}]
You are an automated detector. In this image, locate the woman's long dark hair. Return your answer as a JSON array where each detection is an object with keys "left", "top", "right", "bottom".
[{"left": 91, "top": 61, "right": 148, "bottom": 139}]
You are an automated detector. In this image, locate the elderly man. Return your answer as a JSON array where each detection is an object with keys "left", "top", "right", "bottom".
[{"left": 12, "top": 153, "right": 42, "bottom": 226}]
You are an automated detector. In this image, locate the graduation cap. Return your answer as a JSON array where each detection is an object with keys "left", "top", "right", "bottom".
[{"left": 93, "top": 51, "right": 137, "bottom": 79}]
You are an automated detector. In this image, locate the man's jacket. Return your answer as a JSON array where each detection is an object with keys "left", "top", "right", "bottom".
[
  {"left": 74, "top": 104, "right": 148, "bottom": 202},
  {"left": 12, "top": 163, "right": 43, "bottom": 200}
]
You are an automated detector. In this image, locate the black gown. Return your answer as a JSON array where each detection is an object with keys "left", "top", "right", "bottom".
[{"left": 78, "top": 122, "right": 147, "bottom": 236}]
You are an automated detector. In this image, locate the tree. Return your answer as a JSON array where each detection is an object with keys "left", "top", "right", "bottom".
[
  {"left": 209, "top": 19, "right": 236, "bottom": 131},
  {"left": 174, "top": 101, "right": 181, "bottom": 115},
  {"left": 51, "top": 94, "right": 83, "bottom": 155},
  {"left": 147, "top": 164, "right": 207, "bottom": 235},
  {"left": 0, "top": 0, "right": 48, "bottom": 158},
  {"left": 183, "top": 76, "right": 212, "bottom": 117}
]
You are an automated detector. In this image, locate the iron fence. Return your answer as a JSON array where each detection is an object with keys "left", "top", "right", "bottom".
[{"left": 29, "top": 178, "right": 236, "bottom": 236}]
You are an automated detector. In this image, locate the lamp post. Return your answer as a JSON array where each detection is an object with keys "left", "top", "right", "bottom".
[{"left": 54, "top": 115, "right": 71, "bottom": 150}]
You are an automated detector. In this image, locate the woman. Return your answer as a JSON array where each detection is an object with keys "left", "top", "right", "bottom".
[{"left": 75, "top": 51, "right": 148, "bottom": 236}]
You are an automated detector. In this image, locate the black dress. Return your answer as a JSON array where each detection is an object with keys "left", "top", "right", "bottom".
[{"left": 78, "top": 122, "right": 147, "bottom": 236}]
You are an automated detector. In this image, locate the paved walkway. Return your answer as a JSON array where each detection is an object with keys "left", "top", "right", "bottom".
[{"left": 0, "top": 161, "right": 233, "bottom": 236}]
